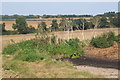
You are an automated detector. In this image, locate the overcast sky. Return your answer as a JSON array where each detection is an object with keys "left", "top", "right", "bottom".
[{"left": 2, "top": 2, "right": 118, "bottom": 15}]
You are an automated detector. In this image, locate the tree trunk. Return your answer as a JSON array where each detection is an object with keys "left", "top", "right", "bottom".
[{"left": 81, "top": 19, "right": 85, "bottom": 41}]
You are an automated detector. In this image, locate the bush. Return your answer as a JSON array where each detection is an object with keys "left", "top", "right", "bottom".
[
  {"left": 1, "top": 31, "right": 18, "bottom": 35},
  {"left": 3, "top": 37, "right": 85, "bottom": 61},
  {"left": 114, "top": 34, "right": 120, "bottom": 43},
  {"left": 47, "top": 38, "right": 85, "bottom": 59},
  {"left": 3, "top": 39, "right": 45, "bottom": 62},
  {"left": 14, "top": 52, "right": 44, "bottom": 62},
  {"left": 90, "top": 31, "right": 115, "bottom": 48}
]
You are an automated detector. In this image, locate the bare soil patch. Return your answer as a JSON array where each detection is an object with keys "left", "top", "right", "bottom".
[
  {"left": 70, "top": 41, "right": 119, "bottom": 69},
  {"left": 68, "top": 42, "right": 119, "bottom": 78}
]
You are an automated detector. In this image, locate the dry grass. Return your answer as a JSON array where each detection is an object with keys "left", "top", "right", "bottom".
[
  {"left": 2, "top": 54, "right": 99, "bottom": 78},
  {"left": 1, "top": 28, "right": 118, "bottom": 52}
]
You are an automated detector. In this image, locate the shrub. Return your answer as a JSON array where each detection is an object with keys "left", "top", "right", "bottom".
[
  {"left": 3, "top": 38, "right": 85, "bottom": 61},
  {"left": 90, "top": 31, "right": 115, "bottom": 48},
  {"left": 14, "top": 52, "right": 44, "bottom": 62},
  {"left": 3, "top": 44, "right": 18, "bottom": 54},
  {"left": 3, "top": 39, "right": 45, "bottom": 62},
  {"left": 47, "top": 38, "right": 85, "bottom": 59},
  {"left": 1, "top": 31, "right": 18, "bottom": 35},
  {"left": 114, "top": 34, "right": 120, "bottom": 43}
]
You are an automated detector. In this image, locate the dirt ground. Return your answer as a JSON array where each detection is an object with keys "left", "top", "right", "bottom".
[
  {"left": 69, "top": 41, "right": 119, "bottom": 78},
  {"left": 75, "top": 66, "right": 119, "bottom": 78}
]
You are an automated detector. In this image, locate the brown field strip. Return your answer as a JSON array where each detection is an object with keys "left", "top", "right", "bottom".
[{"left": 1, "top": 28, "right": 118, "bottom": 51}]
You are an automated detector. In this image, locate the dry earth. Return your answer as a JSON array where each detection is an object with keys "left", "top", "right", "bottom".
[
  {"left": 70, "top": 41, "right": 119, "bottom": 78},
  {"left": 75, "top": 66, "right": 119, "bottom": 78}
]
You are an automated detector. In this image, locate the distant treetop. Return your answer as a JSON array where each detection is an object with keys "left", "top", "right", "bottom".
[{"left": 1, "top": 12, "right": 119, "bottom": 20}]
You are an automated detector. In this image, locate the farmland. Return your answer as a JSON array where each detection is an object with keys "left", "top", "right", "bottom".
[
  {"left": 1, "top": 18, "right": 119, "bottom": 78},
  {"left": 1, "top": 1, "right": 119, "bottom": 79}
]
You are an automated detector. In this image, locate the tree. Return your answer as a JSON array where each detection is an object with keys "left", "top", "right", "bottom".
[
  {"left": 12, "top": 23, "right": 17, "bottom": 30},
  {"left": 74, "top": 19, "right": 82, "bottom": 29},
  {"left": 59, "top": 18, "right": 67, "bottom": 31},
  {"left": 66, "top": 18, "right": 72, "bottom": 40},
  {"left": 12, "top": 16, "right": 28, "bottom": 34},
  {"left": 51, "top": 19, "right": 58, "bottom": 31},
  {"left": 110, "top": 17, "right": 119, "bottom": 27},
  {"left": 91, "top": 16, "right": 100, "bottom": 37},
  {"left": 2, "top": 23, "right": 6, "bottom": 32},
  {"left": 99, "top": 17, "right": 109, "bottom": 28},
  {"left": 81, "top": 18, "right": 86, "bottom": 40},
  {"left": 37, "top": 22, "right": 47, "bottom": 39},
  {"left": 0, "top": 23, "right": 6, "bottom": 34},
  {"left": 26, "top": 25, "right": 36, "bottom": 33},
  {"left": 74, "top": 19, "right": 89, "bottom": 30}
]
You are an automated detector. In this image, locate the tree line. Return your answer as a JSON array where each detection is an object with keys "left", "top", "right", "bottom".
[
  {"left": 1, "top": 12, "right": 119, "bottom": 19},
  {"left": 0, "top": 15, "right": 119, "bottom": 35}
]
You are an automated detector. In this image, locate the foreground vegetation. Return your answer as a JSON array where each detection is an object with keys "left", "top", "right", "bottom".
[
  {"left": 2, "top": 36, "right": 94, "bottom": 78},
  {"left": 3, "top": 55, "right": 95, "bottom": 78},
  {"left": 3, "top": 37, "right": 85, "bottom": 62}
]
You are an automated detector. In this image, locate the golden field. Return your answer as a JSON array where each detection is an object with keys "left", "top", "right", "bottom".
[{"left": 0, "top": 17, "right": 92, "bottom": 30}]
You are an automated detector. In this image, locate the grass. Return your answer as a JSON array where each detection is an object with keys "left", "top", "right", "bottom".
[{"left": 2, "top": 54, "right": 97, "bottom": 78}]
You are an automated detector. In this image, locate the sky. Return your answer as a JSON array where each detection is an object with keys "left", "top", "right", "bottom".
[
  {"left": 1, "top": 2, "right": 118, "bottom": 15},
  {"left": 1, "top": 0, "right": 119, "bottom": 2}
]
